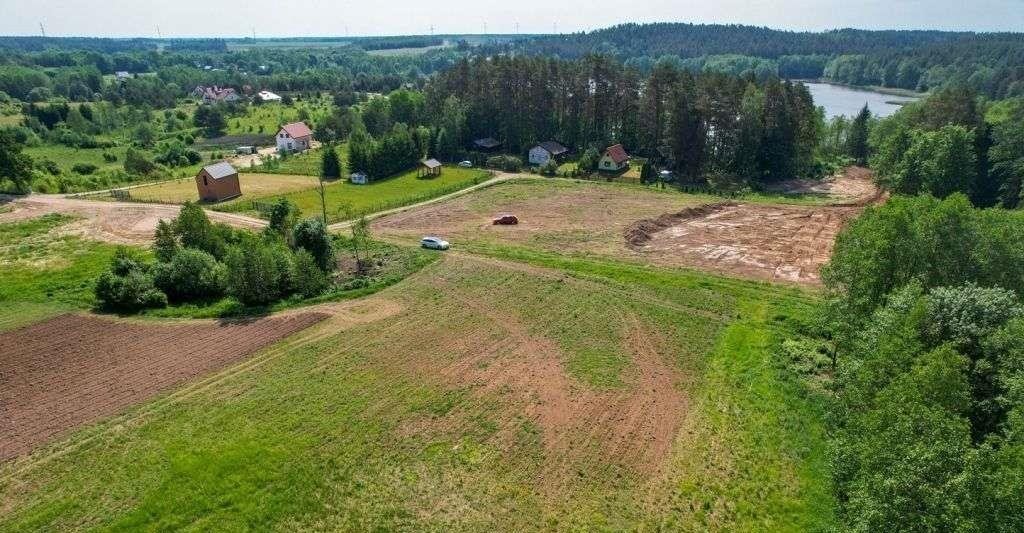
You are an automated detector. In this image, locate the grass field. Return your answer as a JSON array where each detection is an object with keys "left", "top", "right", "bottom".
[
  {"left": 127, "top": 173, "right": 319, "bottom": 204},
  {"left": 0, "top": 176, "right": 840, "bottom": 530},
  {"left": 254, "top": 146, "right": 338, "bottom": 176},
  {"left": 226, "top": 98, "right": 332, "bottom": 137},
  {"left": 0, "top": 241, "right": 834, "bottom": 530},
  {"left": 0, "top": 214, "right": 122, "bottom": 330},
  {"left": 217, "top": 166, "right": 491, "bottom": 223}
]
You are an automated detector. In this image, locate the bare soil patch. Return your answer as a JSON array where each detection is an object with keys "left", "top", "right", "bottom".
[
  {"left": 0, "top": 195, "right": 265, "bottom": 246},
  {"left": 767, "top": 166, "right": 881, "bottom": 205},
  {"left": 629, "top": 203, "right": 861, "bottom": 285},
  {"left": 392, "top": 260, "right": 688, "bottom": 489},
  {"left": 0, "top": 312, "right": 326, "bottom": 461}
]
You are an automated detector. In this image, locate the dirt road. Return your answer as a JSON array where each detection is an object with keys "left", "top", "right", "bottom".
[{"left": 0, "top": 194, "right": 266, "bottom": 245}]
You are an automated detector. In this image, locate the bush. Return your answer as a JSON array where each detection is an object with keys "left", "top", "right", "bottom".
[
  {"left": 93, "top": 249, "right": 167, "bottom": 311},
  {"left": 539, "top": 159, "right": 558, "bottom": 176},
  {"left": 71, "top": 163, "right": 98, "bottom": 175},
  {"left": 153, "top": 249, "right": 227, "bottom": 302},
  {"left": 291, "top": 249, "right": 330, "bottom": 298},
  {"left": 225, "top": 240, "right": 292, "bottom": 306},
  {"left": 123, "top": 147, "right": 159, "bottom": 176},
  {"left": 102, "top": 152, "right": 118, "bottom": 163},
  {"left": 485, "top": 155, "right": 523, "bottom": 172},
  {"left": 293, "top": 218, "right": 334, "bottom": 271}
]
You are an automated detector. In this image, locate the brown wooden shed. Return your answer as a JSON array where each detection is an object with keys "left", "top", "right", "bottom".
[{"left": 195, "top": 162, "right": 241, "bottom": 202}]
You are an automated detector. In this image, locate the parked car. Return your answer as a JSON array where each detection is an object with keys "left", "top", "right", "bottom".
[
  {"left": 458, "top": 160, "right": 473, "bottom": 168},
  {"left": 492, "top": 214, "right": 519, "bottom": 225},
  {"left": 420, "top": 236, "right": 450, "bottom": 250}
]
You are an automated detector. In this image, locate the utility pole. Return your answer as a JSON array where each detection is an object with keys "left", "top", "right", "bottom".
[
  {"left": 156, "top": 25, "right": 162, "bottom": 38},
  {"left": 39, "top": 22, "right": 46, "bottom": 37}
]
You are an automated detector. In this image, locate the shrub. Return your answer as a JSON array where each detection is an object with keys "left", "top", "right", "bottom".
[
  {"left": 93, "top": 249, "right": 167, "bottom": 311},
  {"left": 123, "top": 147, "right": 159, "bottom": 176},
  {"left": 293, "top": 218, "right": 334, "bottom": 271},
  {"left": 486, "top": 155, "right": 523, "bottom": 172},
  {"left": 38, "top": 159, "right": 61, "bottom": 176},
  {"left": 153, "top": 248, "right": 227, "bottom": 302},
  {"left": 102, "top": 152, "right": 118, "bottom": 163},
  {"left": 71, "top": 163, "right": 98, "bottom": 175},
  {"left": 291, "top": 249, "right": 330, "bottom": 298}
]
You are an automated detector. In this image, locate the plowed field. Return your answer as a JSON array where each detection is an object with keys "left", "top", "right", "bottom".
[{"left": 0, "top": 312, "right": 326, "bottom": 461}]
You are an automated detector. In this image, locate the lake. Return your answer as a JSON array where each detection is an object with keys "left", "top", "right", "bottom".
[{"left": 803, "top": 82, "right": 920, "bottom": 119}]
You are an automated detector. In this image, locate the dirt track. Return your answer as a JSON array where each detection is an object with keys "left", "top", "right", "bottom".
[
  {"left": 0, "top": 312, "right": 326, "bottom": 461},
  {"left": 0, "top": 195, "right": 266, "bottom": 245}
]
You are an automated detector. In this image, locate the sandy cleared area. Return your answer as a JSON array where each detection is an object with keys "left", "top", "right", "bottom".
[
  {"left": 0, "top": 312, "right": 327, "bottom": 461},
  {"left": 0, "top": 194, "right": 266, "bottom": 245},
  {"left": 374, "top": 168, "right": 879, "bottom": 285}
]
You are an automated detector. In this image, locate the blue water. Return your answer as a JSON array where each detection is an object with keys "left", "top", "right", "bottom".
[{"left": 803, "top": 82, "right": 919, "bottom": 119}]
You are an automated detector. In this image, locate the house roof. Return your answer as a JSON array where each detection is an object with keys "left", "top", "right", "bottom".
[
  {"left": 280, "top": 121, "right": 313, "bottom": 139},
  {"left": 604, "top": 144, "right": 630, "bottom": 165},
  {"left": 473, "top": 137, "right": 501, "bottom": 149},
  {"left": 201, "top": 162, "right": 238, "bottom": 180},
  {"left": 537, "top": 141, "right": 568, "bottom": 156},
  {"left": 421, "top": 159, "right": 442, "bottom": 169}
]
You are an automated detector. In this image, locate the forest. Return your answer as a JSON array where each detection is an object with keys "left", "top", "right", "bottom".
[{"left": 497, "top": 23, "right": 1024, "bottom": 98}]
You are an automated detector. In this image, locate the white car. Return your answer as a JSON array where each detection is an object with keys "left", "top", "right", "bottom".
[
  {"left": 458, "top": 160, "right": 473, "bottom": 168},
  {"left": 420, "top": 236, "right": 450, "bottom": 250}
]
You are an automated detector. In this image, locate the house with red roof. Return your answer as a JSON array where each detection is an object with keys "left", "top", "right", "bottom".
[
  {"left": 599, "top": 144, "right": 630, "bottom": 172},
  {"left": 276, "top": 122, "right": 314, "bottom": 153}
]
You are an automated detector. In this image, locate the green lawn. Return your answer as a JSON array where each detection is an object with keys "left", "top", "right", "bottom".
[
  {"left": 254, "top": 144, "right": 343, "bottom": 176},
  {"left": 217, "top": 166, "right": 491, "bottom": 223}
]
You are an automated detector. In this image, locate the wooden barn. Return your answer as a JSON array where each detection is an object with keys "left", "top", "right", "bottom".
[
  {"left": 195, "top": 162, "right": 241, "bottom": 202},
  {"left": 419, "top": 159, "right": 442, "bottom": 178}
]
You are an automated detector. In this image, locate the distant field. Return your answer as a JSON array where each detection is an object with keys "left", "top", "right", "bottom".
[
  {"left": 367, "top": 43, "right": 451, "bottom": 56},
  {"left": 217, "top": 166, "right": 490, "bottom": 223},
  {"left": 227, "top": 99, "right": 332, "bottom": 137},
  {"left": 127, "top": 173, "right": 319, "bottom": 204}
]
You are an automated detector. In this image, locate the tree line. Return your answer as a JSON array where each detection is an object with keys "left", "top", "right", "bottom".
[{"left": 422, "top": 55, "right": 825, "bottom": 185}]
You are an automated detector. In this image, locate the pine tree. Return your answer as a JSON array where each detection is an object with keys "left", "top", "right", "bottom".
[
  {"left": 847, "top": 105, "right": 871, "bottom": 166},
  {"left": 321, "top": 144, "right": 341, "bottom": 179}
]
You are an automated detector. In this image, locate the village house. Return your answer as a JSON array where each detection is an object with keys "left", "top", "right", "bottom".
[
  {"left": 599, "top": 144, "right": 630, "bottom": 172},
  {"left": 473, "top": 137, "right": 502, "bottom": 152},
  {"left": 350, "top": 172, "right": 368, "bottom": 185},
  {"left": 114, "top": 71, "right": 131, "bottom": 82},
  {"left": 195, "top": 162, "right": 241, "bottom": 202},
  {"left": 276, "top": 122, "right": 314, "bottom": 153},
  {"left": 192, "top": 85, "right": 240, "bottom": 104},
  {"left": 528, "top": 141, "right": 569, "bottom": 166}
]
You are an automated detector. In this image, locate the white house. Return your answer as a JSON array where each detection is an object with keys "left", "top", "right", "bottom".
[
  {"left": 114, "top": 71, "right": 131, "bottom": 81},
  {"left": 276, "top": 122, "right": 314, "bottom": 153},
  {"left": 350, "top": 172, "right": 368, "bottom": 185},
  {"left": 257, "top": 90, "right": 282, "bottom": 102},
  {"left": 599, "top": 144, "right": 630, "bottom": 172},
  {"left": 528, "top": 141, "right": 569, "bottom": 166}
]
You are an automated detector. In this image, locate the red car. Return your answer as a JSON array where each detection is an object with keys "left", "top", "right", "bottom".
[{"left": 492, "top": 214, "right": 519, "bottom": 225}]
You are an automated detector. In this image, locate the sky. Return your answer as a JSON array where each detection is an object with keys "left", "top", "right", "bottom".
[{"left": 1, "top": 0, "right": 1023, "bottom": 37}]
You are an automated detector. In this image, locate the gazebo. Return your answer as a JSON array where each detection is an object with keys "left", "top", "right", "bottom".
[{"left": 419, "top": 159, "right": 442, "bottom": 178}]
